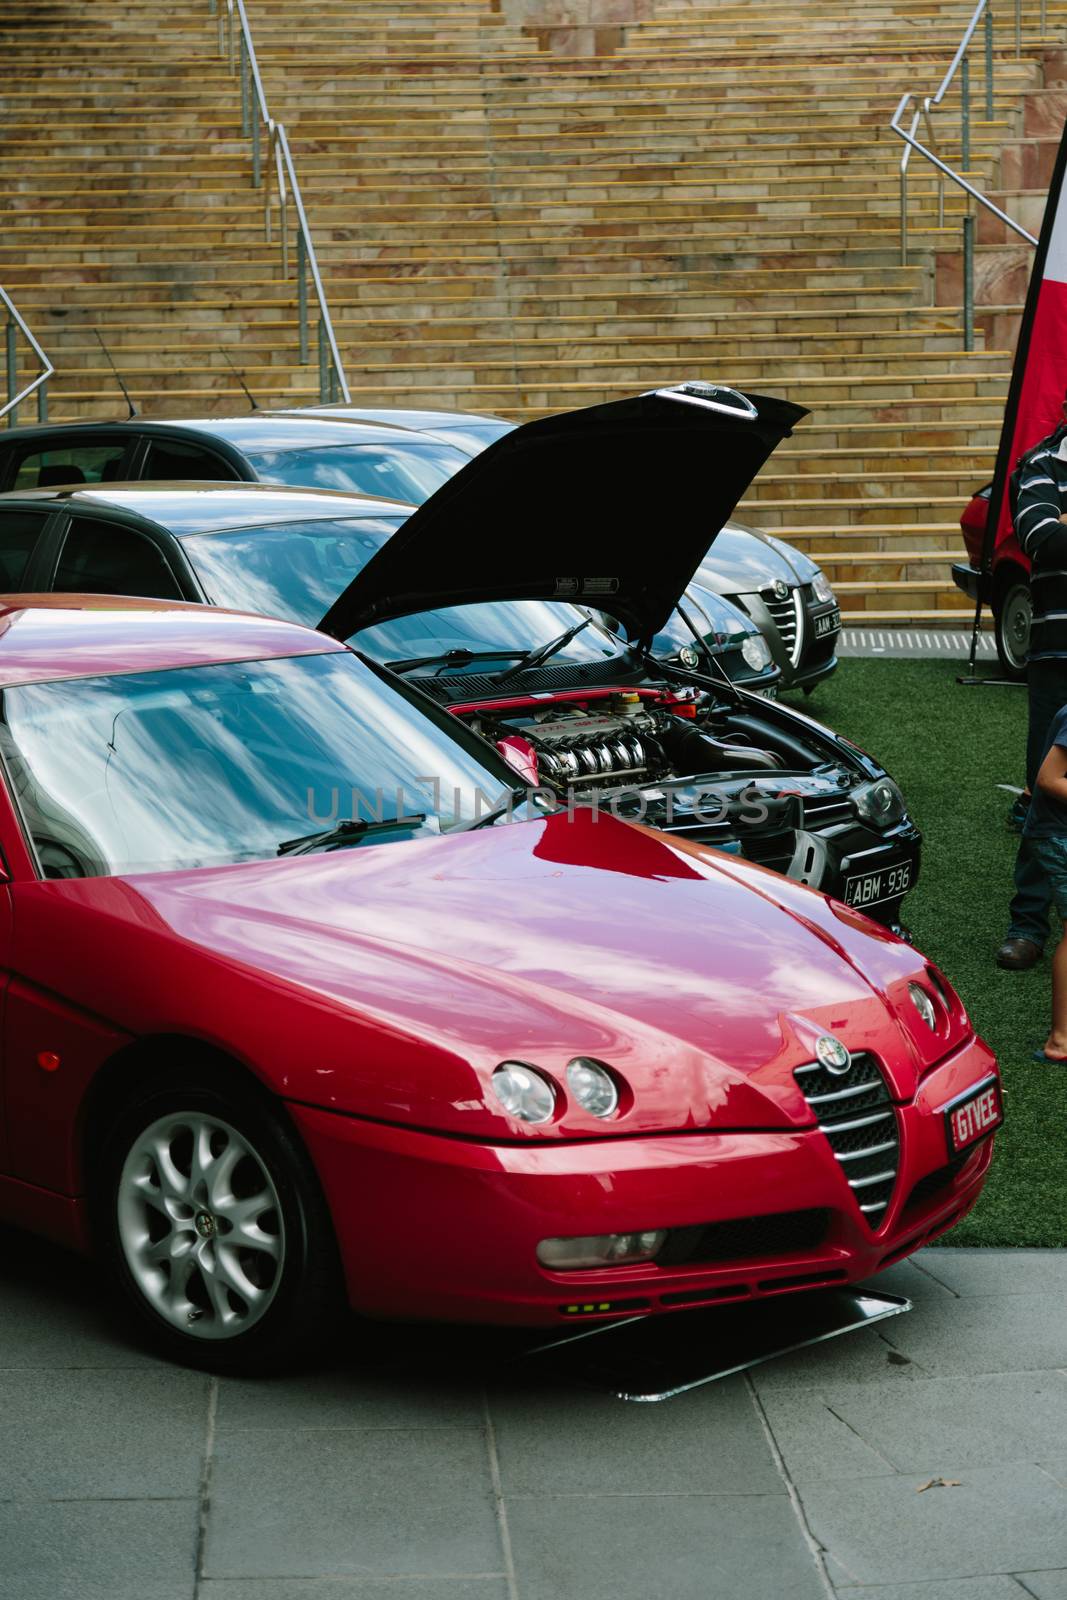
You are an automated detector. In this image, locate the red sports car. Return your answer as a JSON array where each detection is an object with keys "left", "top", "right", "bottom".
[
  {"left": 954, "top": 481, "right": 1031, "bottom": 678},
  {"left": 0, "top": 596, "right": 1000, "bottom": 1371}
]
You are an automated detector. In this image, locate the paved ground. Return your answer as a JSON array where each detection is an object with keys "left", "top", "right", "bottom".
[
  {"left": 839, "top": 627, "right": 998, "bottom": 661},
  {"left": 3, "top": 1238, "right": 1067, "bottom": 1599}
]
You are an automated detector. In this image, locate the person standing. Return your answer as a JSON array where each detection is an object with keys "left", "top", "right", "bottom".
[{"left": 997, "top": 395, "right": 1067, "bottom": 969}]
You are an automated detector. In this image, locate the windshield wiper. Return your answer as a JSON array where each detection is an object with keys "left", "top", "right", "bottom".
[
  {"left": 277, "top": 814, "right": 428, "bottom": 857},
  {"left": 386, "top": 648, "right": 528, "bottom": 677},
  {"left": 451, "top": 786, "right": 537, "bottom": 831},
  {"left": 493, "top": 616, "right": 593, "bottom": 685}
]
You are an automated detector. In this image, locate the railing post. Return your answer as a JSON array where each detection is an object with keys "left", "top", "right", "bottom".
[
  {"left": 5, "top": 321, "right": 17, "bottom": 428},
  {"left": 318, "top": 319, "right": 328, "bottom": 402},
  {"left": 227, "top": 0, "right": 236, "bottom": 72},
  {"left": 252, "top": 110, "right": 261, "bottom": 189},
  {"left": 240, "top": 33, "right": 250, "bottom": 136},
  {"left": 37, "top": 380, "right": 47, "bottom": 423},
  {"left": 297, "top": 232, "right": 309, "bottom": 363},
  {"left": 961, "top": 54, "right": 971, "bottom": 169},
  {"left": 963, "top": 211, "right": 975, "bottom": 352},
  {"left": 1015, "top": 0, "right": 1021, "bottom": 55},
  {"left": 1043, "top": 0, "right": 1048, "bottom": 33},
  {"left": 900, "top": 166, "right": 909, "bottom": 265},
  {"left": 984, "top": 7, "right": 994, "bottom": 121}
]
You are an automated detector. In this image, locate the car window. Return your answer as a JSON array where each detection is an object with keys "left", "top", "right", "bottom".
[
  {"left": 11, "top": 440, "right": 130, "bottom": 491},
  {"left": 53, "top": 516, "right": 183, "bottom": 600},
  {"left": 0, "top": 510, "right": 48, "bottom": 590},
  {"left": 243, "top": 439, "right": 468, "bottom": 504},
  {"left": 141, "top": 438, "right": 239, "bottom": 481},
  {"left": 0, "top": 651, "right": 517, "bottom": 877}
]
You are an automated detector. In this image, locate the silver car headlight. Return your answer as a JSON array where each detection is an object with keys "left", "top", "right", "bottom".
[
  {"left": 908, "top": 983, "right": 937, "bottom": 1031},
  {"left": 853, "top": 777, "right": 906, "bottom": 829},
  {"left": 741, "top": 633, "right": 773, "bottom": 673},
  {"left": 492, "top": 1062, "right": 556, "bottom": 1123},
  {"left": 566, "top": 1058, "right": 620, "bottom": 1118},
  {"left": 811, "top": 569, "right": 836, "bottom": 606}
]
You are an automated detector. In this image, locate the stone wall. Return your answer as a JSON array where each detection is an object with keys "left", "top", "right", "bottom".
[{"left": 494, "top": 0, "right": 653, "bottom": 56}]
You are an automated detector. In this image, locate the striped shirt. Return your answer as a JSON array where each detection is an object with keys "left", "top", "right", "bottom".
[{"left": 1012, "top": 425, "right": 1067, "bottom": 661}]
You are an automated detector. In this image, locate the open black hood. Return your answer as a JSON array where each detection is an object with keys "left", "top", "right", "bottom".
[{"left": 317, "top": 385, "right": 808, "bottom": 645}]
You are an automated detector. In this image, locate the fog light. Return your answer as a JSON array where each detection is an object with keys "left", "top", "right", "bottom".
[
  {"left": 908, "top": 983, "right": 937, "bottom": 1031},
  {"left": 537, "top": 1230, "right": 667, "bottom": 1270}
]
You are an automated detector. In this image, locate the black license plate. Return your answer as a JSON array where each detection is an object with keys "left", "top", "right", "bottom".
[
  {"left": 843, "top": 860, "right": 912, "bottom": 909},
  {"left": 814, "top": 609, "right": 841, "bottom": 638},
  {"left": 943, "top": 1077, "right": 1003, "bottom": 1157}
]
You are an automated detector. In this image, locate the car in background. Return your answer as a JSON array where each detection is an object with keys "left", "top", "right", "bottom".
[
  {"left": 289, "top": 403, "right": 842, "bottom": 691},
  {"left": 953, "top": 481, "right": 1029, "bottom": 679},
  {"left": 645, "top": 580, "right": 780, "bottom": 694},
  {"left": 0, "top": 596, "right": 1001, "bottom": 1370},
  {"left": 0, "top": 415, "right": 472, "bottom": 507},
  {"left": 0, "top": 404, "right": 842, "bottom": 691}
]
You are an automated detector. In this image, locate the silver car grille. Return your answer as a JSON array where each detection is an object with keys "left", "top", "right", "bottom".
[
  {"left": 762, "top": 586, "right": 804, "bottom": 669},
  {"left": 794, "top": 1052, "right": 899, "bottom": 1228}
]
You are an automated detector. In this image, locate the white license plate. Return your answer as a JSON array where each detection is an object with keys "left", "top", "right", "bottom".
[
  {"left": 815, "top": 609, "right": 841, "bottom": 638},
  {"left": 844, "top": 860, "right": 912, "bottom": 908}
]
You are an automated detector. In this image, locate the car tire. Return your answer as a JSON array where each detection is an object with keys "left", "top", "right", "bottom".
[
  {"left": 995, "top": 579, "right": 1031, "bottom": 681},
  {"left": 94, "top": 1058, "right": 343, "bottom": 1374}
]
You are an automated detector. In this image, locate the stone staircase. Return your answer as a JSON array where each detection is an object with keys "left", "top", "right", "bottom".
[{"left": 3, "top": 0, "right": 1067, "bottom": 621}]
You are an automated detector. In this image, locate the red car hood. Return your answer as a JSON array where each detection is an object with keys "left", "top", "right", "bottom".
[{"left": 36, "top": 813, "right": 956, "bottom": 1139}]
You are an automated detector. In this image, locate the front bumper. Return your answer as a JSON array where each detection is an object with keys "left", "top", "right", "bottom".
[{"left": 291, "top": 1035, "right": 997, "bottom": 1326}]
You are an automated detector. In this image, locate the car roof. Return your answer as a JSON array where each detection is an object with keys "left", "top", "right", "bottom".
[
  {"left": 0, "top": 414, "right": 433, "bottom": 452},
  {"left": 0, "top": 595, "right": 344, "bottom": 687},
  {"left": 0, "top": 482, "right": 414, "bottom": 536},
  {"left": 287, "top": 406, "right": 509, "bottom": 430}
]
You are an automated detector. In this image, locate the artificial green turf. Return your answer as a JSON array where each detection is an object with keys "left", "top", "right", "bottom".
[{"left": 780, "top": 658, "right": 1066, "bottom": 1248}]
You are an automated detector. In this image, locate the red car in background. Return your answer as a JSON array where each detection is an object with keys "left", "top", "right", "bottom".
[
  {"left": 0, "top": 596, "right": 1000, "bottom": 1371},
  {"left": 954, "top": 482, "right": 1031, "bottom": 678}
]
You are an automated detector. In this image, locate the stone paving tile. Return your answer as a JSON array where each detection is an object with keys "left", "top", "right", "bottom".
[
  {"left": 0, "top": 1497, "right": 198, "bottom": 1600},
  {"left": 799, "top": 1463, "right": 1067, "bottom": 1585},
  {"left": 761, "top": 1372, "right": 1067, "bottom": 1482},
  {"left": 0, "top": 1228, "right": 160, "bottom": 1370},
  {"left": 916, "top": 1249, "right": 1067, "bottom": 1299},
  {"left": 217, "top": 1367, "right": 484, "bottom": 1431},
  {"left": 200, "top": 1583, "right": 509, "bottom": 1599},
  {"left": 875, "top": 1293, "right": 1067, "bottom": 1377},
  {"left": 859, "top": 1260, "right": 961, "bottom": 1309},
  {"left": 1017, "top": 1574, "right": 1067, "bottom": 1599},
  {"left": 749, "top": 1324, "right": 930, "bottom": 1393},
  {"left": 488, "top": 1372, "right": 782, "bottom": 1496},
  {"left": 203, "top": 1426, "right": 501, "bottom": 1579},
  {"left": 0, "top": 1368, "right": 209, "bottom": 1500},
  {"left": 505, "top": 1491, "right": 827, "bottom": 1600},
  {"left": 832, "top": 1581, "right": 1029, "bottom": 1598}
]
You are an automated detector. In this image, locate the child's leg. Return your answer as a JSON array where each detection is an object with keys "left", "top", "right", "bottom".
[{"left": 1048, "top": 926, "right": 1067, "bottom": 1056}]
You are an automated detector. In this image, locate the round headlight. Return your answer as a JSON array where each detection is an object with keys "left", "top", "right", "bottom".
[
  {"left": 812, "top": 569, "right": 836, "bottom": 606},
  {"left": 908, "top": 983, "right": 937, "bottom": 1031},
  {"left": 566, "top": 1057, "right": 620, "bottom": 1118},
  {"left": 492, "top": 1062, "right": 556, "bottom": 1123},
  {"left": 853, "top": 778, "right": 906, "bottom": 829},
  {"left": 741, "top": 633, "right": 773, "bottom": 673}
]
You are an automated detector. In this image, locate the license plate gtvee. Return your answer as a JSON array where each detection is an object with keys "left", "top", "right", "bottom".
[{"left": 943, "top": 1077, "right": 1003, "bottom": 1157}]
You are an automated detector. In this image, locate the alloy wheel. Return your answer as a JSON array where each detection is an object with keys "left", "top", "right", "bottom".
[{"left": 115, "top": 1111, "right": 285, "bottom": 1341}]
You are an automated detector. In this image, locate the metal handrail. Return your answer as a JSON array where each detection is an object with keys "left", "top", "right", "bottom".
[
  {"left": 1, "top": 286, "right": 53, "bottom": 427},
  {"left": 890, "top": 0, "right": 1051, "bottom": 348},
  {"left": 208, "top": 0, "right": 350, "bottom": 402}
]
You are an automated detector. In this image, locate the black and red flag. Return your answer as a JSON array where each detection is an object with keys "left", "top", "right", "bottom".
[{"left": 980, "top": 119, "right": 1067, "bottom": 580}]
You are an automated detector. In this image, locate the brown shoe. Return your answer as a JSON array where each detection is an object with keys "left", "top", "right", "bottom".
[{"left": 996, "top": 937, "right": 1043, "bottom": 970}]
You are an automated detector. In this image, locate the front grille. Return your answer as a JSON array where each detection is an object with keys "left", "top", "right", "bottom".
[
  {"left": 803, "top": 792, "right": 856, "bottom": 829},
  {"left": 794, "top": 1051, "right": 899, "bottom": 1228},
  {"left": 761, "top": 585, "right": 803, "bottom": 669},
  {"left": 658, "top": 1207, "right": 830, "bottom": 1266}
]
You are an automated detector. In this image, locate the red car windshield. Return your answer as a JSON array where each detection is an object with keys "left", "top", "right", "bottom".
[{"left": 0, "top": 651, "right": 515, "bottom": 879}]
